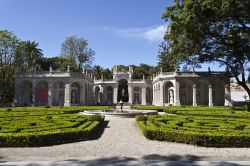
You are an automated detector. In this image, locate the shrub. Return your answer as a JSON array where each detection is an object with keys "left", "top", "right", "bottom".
[
  {"left": 0, "top": 106, "right": 105, "bottom": 147},
  {"left": 5, "top": 108, "right": 12, "bottom": 112},
  {"left": 234, "top": 124, "right": 246, "bottom": 130},
  {"left": 136, "top": 115, "right": 148, "bottom": 121},
  {"left": 88, "top": 114, "right": 104, "bottom": 122},
  {"left": 136, "top": 114, "right": 250, "bottom": 147}
]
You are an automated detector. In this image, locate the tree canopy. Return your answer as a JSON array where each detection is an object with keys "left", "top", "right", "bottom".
[
  {"left": 162, "top": 0, "right": 250, "bottom": 97},
  {"left": 60, "top": 35, "right": 95, "bottom": 71}
]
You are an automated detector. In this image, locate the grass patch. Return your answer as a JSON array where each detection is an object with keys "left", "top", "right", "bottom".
[{"left": 0, "top": 106, "right": 108, "bottom": 147}]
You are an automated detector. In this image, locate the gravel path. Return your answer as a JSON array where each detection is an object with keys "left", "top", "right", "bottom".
[{"left": 0, "top": 116, "right": 250, "bottom": 162}]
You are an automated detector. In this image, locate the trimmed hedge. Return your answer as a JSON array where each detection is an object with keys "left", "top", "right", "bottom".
[
  {"left": 132, "top": 106, "right": 250, "bottom": 119},
  {"left": 0, "top": 107, "right": 105, "bottom": 147},
  {"left": 136, "top": 115, "right": 250, "bottom": 147}
]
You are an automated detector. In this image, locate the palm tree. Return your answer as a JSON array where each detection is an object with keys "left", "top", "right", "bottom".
[
  {"left": 92, "top": 65, "right": 104, "bottom": 79},
  {"left": 24, "top": 41, "right": 43, "bottom": 72}
]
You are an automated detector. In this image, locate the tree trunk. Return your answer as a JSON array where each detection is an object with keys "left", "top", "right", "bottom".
[{"left": 234, "top": 74, "right": 250, "bottom": 100}]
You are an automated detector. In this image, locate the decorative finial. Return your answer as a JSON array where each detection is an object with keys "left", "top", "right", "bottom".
[
  {"left": 160, "top": 68, "right": 163, "bottom": 73},
  {"left": 143, "top": 75, "right": 145, "bottom": 80},
  {"left": 67, "top": 65, "right": 70, "bottom": 72}
]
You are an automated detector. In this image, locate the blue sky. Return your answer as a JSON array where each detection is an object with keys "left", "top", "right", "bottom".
[{"left": 0, "top": 0, "right": 221, "bottom": 71}]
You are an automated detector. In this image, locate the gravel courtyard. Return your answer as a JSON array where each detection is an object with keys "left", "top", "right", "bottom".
[{"left": 0, "top": 116, "right": 250, "bottom": 164}]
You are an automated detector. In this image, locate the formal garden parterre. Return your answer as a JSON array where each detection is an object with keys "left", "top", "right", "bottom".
[
  {"left": 0, "top": 106, "right": 111, "bottom": 147},
  {"left": 135, "top": 106, "right": 250, "bottom": 147}
]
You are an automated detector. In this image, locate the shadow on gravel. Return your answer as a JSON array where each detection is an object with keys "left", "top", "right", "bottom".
[
  {"left": 33, "top": 154, "right": 246, "bottom": 166},
  {"left": 90, "top": 120, "right": 109, "bottom": 140},
  {"left": 0, "top": 156, "right": 7, "bottom": 163}
]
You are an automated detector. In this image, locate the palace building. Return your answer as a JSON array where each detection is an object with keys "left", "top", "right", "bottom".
[{"left": 14, "top": 66, "right": 231, "bottom": 107}]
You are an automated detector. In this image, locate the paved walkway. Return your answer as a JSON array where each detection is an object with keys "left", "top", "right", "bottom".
[{"left": 0, "top": 116, "right": 250, "bottom": 165}]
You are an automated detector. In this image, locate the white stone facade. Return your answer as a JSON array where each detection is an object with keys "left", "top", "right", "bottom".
[
  {"left": 14, "top": 69, "right": 93, "bottom": 106},
  {"left": 94, "top": 67, "right": 152, "bottom": 106},
  {"left": 153, "top": 71, "right": 231, "bottom": 106},
  {"left": 14, "top": 67, "right": 231, "bottom": 107}
]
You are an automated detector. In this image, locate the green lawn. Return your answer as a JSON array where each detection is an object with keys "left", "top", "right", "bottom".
[
  {"left": 0, "top": 106, "right": 110, "bottom": 147},
  {"left": 135, "top": 106, "right": 250, "bottom": 147}
]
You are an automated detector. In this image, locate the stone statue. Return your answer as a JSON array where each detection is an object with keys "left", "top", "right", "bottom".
[
  {"left": 169, "top": 89, "right": 174, "bottom": 104},
  {"left": 71, "top": 90, "right": 76, "bottom": 103},
  {"left": 121, "top": 89, "right": 125, "bottom": 101}
]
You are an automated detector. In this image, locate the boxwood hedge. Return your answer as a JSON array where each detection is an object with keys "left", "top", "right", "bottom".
[
  {"left": 0, "top": 107, "right": 105, "bottom": 147},
  {"left": 136, "top": 114, "right": 250, "bottom": 147}
]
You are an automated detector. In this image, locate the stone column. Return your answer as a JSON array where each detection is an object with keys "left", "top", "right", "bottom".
[
  {"left": 80, "top": 82, "right": 85, "bottom": 105},
  {"left": 48, "top": 81, "right": 52, "bottom": 106},
  {"left": 159, "top": 83, "right": 164, "bottom": 106},
  {"left": 128, "top": 85, "right": 133, "bottom": 104},
  {"left": 90, "top": 84, "right": 93, "bottom": 105},
  {"left": 152, "top": 85, "right": 155, "bottom": 105},
  {"left": 85, "top": 83, "right": 88, "bottom": 106},
  {"left": 32, "top": 80, "right": 36, "bottom": 106},
  {"left": 209, "top": 84, "right": 213, "bottom": 107},
  {"left": 224, "top": 84, "right": 232, "bottom": 106},
  {"left": 174, "top": 80, "right": 180, "bottom": 106},
  {"left": 113, "top": 85, "right": 118, "bottom": 104},
  {"left": 86, "top": 83, "right": 89, "bottom": 106},
  {"left": 193, "top": 83, "right": 197, "bottom": 106},
  {"left": 100, "top": 86, "right": 104, "bottom": 105},
  {"left": 64, "top": 81, "right": 71, "bottom": 106},
  {"left": 142, "top": 87, "right": 146, "bottom": 105}
]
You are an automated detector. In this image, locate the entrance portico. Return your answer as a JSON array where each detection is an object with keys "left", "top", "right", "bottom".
[{"left": 94, "top": 66, "right": 152, "bottom": 105}]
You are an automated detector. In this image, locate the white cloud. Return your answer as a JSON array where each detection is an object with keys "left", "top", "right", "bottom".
[
  {"left": 115, "top": 25, "right": 168, "bottom": 43},
  {"left": 93, "top": 25, "right": 168, "bottom": 43},
  {"left": 143, "top": 25, "right": 167, "bottom": 42}
]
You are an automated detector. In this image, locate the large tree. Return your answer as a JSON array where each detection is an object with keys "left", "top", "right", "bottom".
[
  {"left": 162, "top": 0, "right": 250, "bottom": 97},
  {"left": 0, "top": 30, "right": 20, "bottom": 103},
  {"left": 132, "top": 64, "right": 156, "bottom": 79},
  {"left": 60, "top": 35, "right": 95, "bottom": 71},
  {"left": 157, "top": 42, "right": 176, "bottom": 72}
]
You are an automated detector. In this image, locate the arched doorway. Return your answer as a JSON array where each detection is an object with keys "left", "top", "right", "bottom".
[
  {"left": 36, "top": 80, "right": 48, "bottom": 106},
  {"left": 213, "top": 80, "right": 225, "bottom": 106},
  {"left": 133, "top": 86, "right": 141, "bottom": 104},
  {"left": 197, "top": 80, "right": 209, "bottom": 105},
  {"left": 71, "top": 82, "right": 80, "bottom": 105},
  {"left": 106, "top": 86, "right": 113, "bottom": 105},
  {"left": 146, "top": 87, "right": 152, "bottom": 105},
  {"left": 52, "top": 81, "right": 65, "bottom": 106},
  {"left": 20, "top": 80, "right": 33, "bottom": 106},
  {"left": 163, "top": 81, "right": 174, "bottom": 105},
  {"left": 180, "top": 80, "right": 193, "bottom": 105},
  {"left": 118, "top": 79, "right": 128, "bottom": 102}
]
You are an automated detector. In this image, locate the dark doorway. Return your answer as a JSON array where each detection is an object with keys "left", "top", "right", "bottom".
[{"left": 118, "top": 79, "right": 129, "bottom": 102}]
